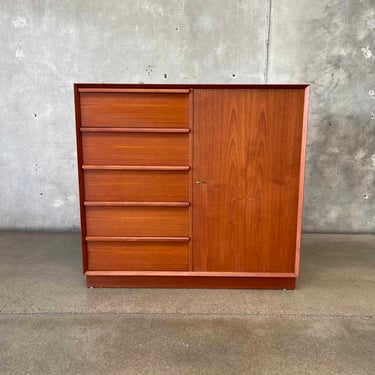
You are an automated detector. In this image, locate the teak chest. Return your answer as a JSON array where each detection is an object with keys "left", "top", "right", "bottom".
[{"left": 74, "top": 84, "right": 309, "bottom": 289}]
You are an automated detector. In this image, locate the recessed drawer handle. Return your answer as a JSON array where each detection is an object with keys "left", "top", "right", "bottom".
[{"left": 196, "top": 180, "right": 205, "bottom": 185}]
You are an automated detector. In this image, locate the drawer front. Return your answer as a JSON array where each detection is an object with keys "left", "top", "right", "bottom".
[
  {"left": 80, "top": 92, "right": 189, "bottom": 128},
  {"left": 82, "top": 133, "right": 189, "bottom": 166},
  {"left": 84, "top": 170, "right": 189, "bottom": 202},
  {"left": 87, "top": 241, "right": 189, "bottom": 271},
  {"left": 86, "top": 206, "right": 189, "bottom": 237}
]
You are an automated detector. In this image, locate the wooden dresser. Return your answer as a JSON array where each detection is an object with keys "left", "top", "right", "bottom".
[{"left": 74, "top": 84, "right": 309, "bottom": 289}]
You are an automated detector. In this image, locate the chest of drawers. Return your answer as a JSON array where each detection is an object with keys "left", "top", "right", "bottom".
[{"left": 74, "top": 84, "right": 309, "bottom": 288}]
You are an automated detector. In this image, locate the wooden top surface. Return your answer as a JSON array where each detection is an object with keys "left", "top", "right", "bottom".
[{"left": 75, "top": 83, "right": 309, "bottom": 91}]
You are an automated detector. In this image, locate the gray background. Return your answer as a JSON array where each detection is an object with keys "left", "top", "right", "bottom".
[{"left": 0, "top": 0, "right": 374, "bottom": 232}]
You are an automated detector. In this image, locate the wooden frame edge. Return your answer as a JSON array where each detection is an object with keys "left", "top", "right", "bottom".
[
  {"left": 78, "top": 88, "right": 191, "bottom": 94},
  {"left": 85, "top": 271, "right": 297, "bottom": 278},
  {"left": 188, "top": 89, "right": 194, "bottom": 271},
  {"left": 74, "top": 83, "right": 309, "bottom": 90},
  {"left": 294, "top": 85, "right": 310, "bottom": 276},
  {"left": 74, "top": 84, "right": 88, "bottom": 273}
]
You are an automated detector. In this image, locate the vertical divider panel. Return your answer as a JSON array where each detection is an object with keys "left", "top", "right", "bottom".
[{"left": 188, "top": 90, "right": 194, "bottom": 271}]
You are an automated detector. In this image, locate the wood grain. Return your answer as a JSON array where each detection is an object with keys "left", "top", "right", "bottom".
[
  {"left": 86, "top": 206, "right": 189, "bottom": 237},
  {"left": 86, "top": 275, "right": 296, "bottom": 289},
  {"left": 86, "top": 236, "right": 189, "bottom": 242},
  {"left": 82, "top": 165, "right": 190, "bottom": 171},
  {"left": 84, "top": 202, "right": 189, "bottom": 207},
  {"left": 83, "top": 169, "right": 189, "bottom": 202},
  {"left": 85, "top": 270, "right": 295, "bottom": 277},
  {"left": 188, "top": 90, "right": 194, "bottom": 271},
  {"left": 80, "top": 92, "right": 189, "bottom": 127},
  {"left": 80, "top": 127, "right": 190, "bottom": 133},
  {"left": 87, "top": 241, "right": 189, "bottom": 271},
  {"left": 74, "top": 84, "right": 309, "bottom": 288},
  {"left": 295, "top": 86, "right": 310, "bottom": 276},
  {"left": 77, "top": 83, "right": 308, "bottom": 90},
  {"left": 82, "top": 132, "right": 189, "bottom": 166},
  {"left": 193, "top": 88, "right": 306, "bottom": 273},
  {"left": 79, "top": 88, "right": 191, "bottom": 94},
  {"left": 74, "top": 84, "right": 88, "bottom": 273}
]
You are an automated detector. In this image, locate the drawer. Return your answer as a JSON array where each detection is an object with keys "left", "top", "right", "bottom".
[
  {"left": 87, "top": 241, "right": 189, "bottom": 271},
  {"left": 80, "top": 92, "right": 189, "bottom": 128},
  {"left": 82, "top": 133, "right": 189, "bottom": 166},
  {"left": 84, "top": 170, "right": 189, "bottom": 202},
  {"left": 86, "top": 206, "right": 189, "bottom": 237}
]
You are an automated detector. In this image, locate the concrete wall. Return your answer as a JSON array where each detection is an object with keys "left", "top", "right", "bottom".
[{"left": 0, "top": 0, "right": 374, "bottom": 232}]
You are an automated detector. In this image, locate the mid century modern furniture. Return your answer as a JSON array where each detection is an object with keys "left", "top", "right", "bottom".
[{"left": 74, "top": 84, "right": 309, "bottom": 288}]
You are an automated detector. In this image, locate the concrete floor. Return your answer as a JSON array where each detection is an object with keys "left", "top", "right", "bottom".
[{"left": 0, "top": 232, "right": 374, "bottom": 374}]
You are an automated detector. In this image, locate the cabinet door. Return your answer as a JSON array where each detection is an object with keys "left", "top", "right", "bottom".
[{"left": 193, "top": 89, "right": 306, "bottom": 273}]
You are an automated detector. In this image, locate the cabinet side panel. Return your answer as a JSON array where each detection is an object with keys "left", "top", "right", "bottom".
[
  {"left": 294, "top": 86, "right": 309, "bottom": 276},
  {"left": 74, "top": 85, "right": 88, "bottom": 273},
  {"left": 193, "top": 89, "right": 306, "bottom": 273}
]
